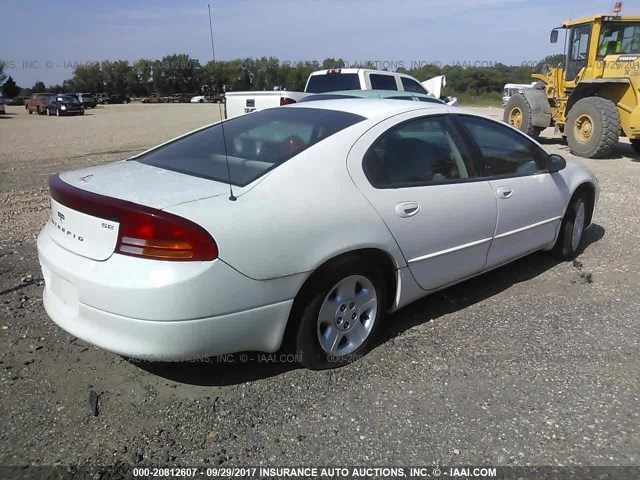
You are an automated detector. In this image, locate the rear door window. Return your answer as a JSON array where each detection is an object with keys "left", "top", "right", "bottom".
[
  {"left": 137, "top": 108, "right": 365, "bottom": 187},
  {"left": 369, "top": 74, "right": 398, "bottom": 91},
  {"left": 401, "top": 77, "right": 428, "bottom": 93},
  {"left": 363, "top": 115, "right": 475, "bottom": 188},
  {"left": 455, "top": 115, "right": 548, "bottom": 177}
]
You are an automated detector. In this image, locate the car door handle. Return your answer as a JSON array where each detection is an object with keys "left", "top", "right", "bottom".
[
  {"left": 496, "top": 187, "right": 513, "bottom": 199},
  {"left": 395, "top": 202, "right": 420, "bottom": 218}
]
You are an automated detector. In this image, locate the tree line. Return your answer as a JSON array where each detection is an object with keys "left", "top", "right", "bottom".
[{"left": 2, "top": 54, "right": 565, "bottom": 98}]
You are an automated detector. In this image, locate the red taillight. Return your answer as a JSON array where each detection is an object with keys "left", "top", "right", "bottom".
[
  {"left": 280, "top": 97, "right": 297, "bottom": 106},
  {"left": 49, "top": 175, "right": 218, "bottom": 261}
]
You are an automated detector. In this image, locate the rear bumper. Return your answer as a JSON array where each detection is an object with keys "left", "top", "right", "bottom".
[
  {"left": 37, "top": 224, "right": 302, "bottom": 359},
  {"left": 42, "top": 282, "right": 292, "bottom": 360}
]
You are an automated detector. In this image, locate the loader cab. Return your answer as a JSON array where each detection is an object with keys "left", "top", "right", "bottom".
[
  {"left": 565, "top": 23, "right": 592, "bottom": 81},
  {"left": 596, "top": 20, "right": 640, "bottom": 58},
  {"left": 555, "top": 16, "right": 640, "bottom": 83}
]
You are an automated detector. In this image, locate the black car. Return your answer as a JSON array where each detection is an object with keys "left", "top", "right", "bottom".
[
  {"left": 46, "top": 95, "right": 85, "bottom": 116},
  {"left": 9, "top": 96, "right": 29, "bottom": 106},
  {"left": 73, "top": 93, "right": 98, "bottom": 108},
  {"left": 107, "top": 94, "right": 131, "bottom": 104}
]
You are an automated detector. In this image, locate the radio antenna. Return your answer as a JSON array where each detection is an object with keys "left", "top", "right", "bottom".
[
  {"left": 208, "top": 3, "right": 216, "bottom": 63},
  {"left": 208, "top": 3, "right": 236, "bottom": 201}
]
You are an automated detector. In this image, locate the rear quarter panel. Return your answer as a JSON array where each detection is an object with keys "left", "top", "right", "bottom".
[{"left": 166, "top": 127, "right": 407, "bottom": 280}]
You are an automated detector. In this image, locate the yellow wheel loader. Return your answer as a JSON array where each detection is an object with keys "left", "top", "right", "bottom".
[{"left": 504, "top": 9, "right": 640, "bottom": 158}]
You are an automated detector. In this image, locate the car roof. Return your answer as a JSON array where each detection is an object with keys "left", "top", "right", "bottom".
[
  {"left": 302, "top": 89, "right": 444, "bottom": 104},
  {"left": 309, "top": 68, "right": 415, "bottom": 77},
  {"left": 287, "top": 98, "right": 449, "bottom": 119},
  {"left": 320, "top": 89, "right": 436, "bottom": 98}
]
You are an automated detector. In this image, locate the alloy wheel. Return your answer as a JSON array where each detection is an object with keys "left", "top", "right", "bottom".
[{"left": 316, "top": 275, "right": 377, "bottom": 356}]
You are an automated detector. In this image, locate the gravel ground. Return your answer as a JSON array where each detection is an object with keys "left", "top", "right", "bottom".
[{"left": 0, "top": 104, "right": 638, "bottom": 469}]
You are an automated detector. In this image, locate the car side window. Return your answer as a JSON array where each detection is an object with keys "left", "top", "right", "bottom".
[
  {"left": 401, "top": 77, "right": 428, "bottom": 94},
  {"left": 456, "top": 115, "right": 548, "bottom": 178},
  {"left": 369, "top": 74, "right": 398, "bottom": 91},
  {"left": 363, "top": 116, "right": 474, "bottom": 188}
]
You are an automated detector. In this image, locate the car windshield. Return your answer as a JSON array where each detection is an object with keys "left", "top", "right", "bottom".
[
  {"left": 305, "top": 73, "right": 360, "bottom": 93},
  {"left": 136, "top": 107, "right": 365, "bottom": 187},
  {"left": 57, "top": 95, "right": 77, "bottom": 103}
]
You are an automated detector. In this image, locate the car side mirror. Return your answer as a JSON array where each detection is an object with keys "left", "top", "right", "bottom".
[
  {"left": 547, "top": 154, "right": 566, "bottom": 172},
  {"left": 550, "top": 29, "right": 559, "bottom": 44}
]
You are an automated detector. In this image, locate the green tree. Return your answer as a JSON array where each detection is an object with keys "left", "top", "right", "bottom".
[
  {"left": 68, "top": 63, "right": 103, "bottom": 92},
  {"left": 535, "top": 54, "right": 566, "bottom": 73},
  {"left": 321, "top": 58, "right": 346, "bottom": 69},
  {"left": 0, "top": 60, "right": 6, "bottom": 85},
  {"left": 155, "top": 54, "right": 203, "bottom": 95},
  {"left": 32, "top": 81, "right": 46, "bottom": 93},
  {"left": 2, "top": 76, "right": 20, "bottom": 98},
  {"left": 132, "top": 59, "right": 156, "bottom": 96},
  {"left": 102, "top": 60, "right": 132, "bottom": 95}
]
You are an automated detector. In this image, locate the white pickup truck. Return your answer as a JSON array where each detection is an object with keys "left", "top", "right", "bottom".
[{"left": 224, "top": 68, "right": 453, "bottom": 119}]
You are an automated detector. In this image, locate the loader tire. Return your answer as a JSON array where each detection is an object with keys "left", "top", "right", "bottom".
[
  {"left": 503, "top": 93, "right": 543, "bottom": 138},
  {"left": 566, "top": 97, "right": 620, "bottom": 158}
]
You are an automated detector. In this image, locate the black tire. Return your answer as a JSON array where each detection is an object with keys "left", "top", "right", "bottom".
[
  {"left": 630, "top": 139, "right": 640, "bottom": 155},
  {"left": 552, "top": 194, "right": 588, "bottom": 260},
  {"left": 294, "top": 259, "right": 386, "bottom": 369},
  {"left": 503, "top": 93, "right": 542, "bottom": 138},
  {"left": 566, "top": 97, "right": 620, "bottom": 158}
]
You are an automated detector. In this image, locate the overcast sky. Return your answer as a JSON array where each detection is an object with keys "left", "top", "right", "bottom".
[{"left": 0, "top": 0, "right": 631, "bottom": 87}]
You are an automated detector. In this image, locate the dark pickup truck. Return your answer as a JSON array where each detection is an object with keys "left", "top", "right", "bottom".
[
  {"left": 73, "top": 93, "right": 98, "bottom": 109},
  {"left": 25, "top": 93, "right": 53, "bottom": 115},
  {"left": 107, "top": 94, "right": 131, "bottom": 104}
]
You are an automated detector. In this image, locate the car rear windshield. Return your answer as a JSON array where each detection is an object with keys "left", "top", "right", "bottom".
[
  {"left": 136, "top": 107, "right": 365, "bottom": 187},
  {"left": 305, "top": 73, "right": 360, "bottom": 93}
]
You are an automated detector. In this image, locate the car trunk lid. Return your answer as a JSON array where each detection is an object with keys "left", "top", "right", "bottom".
[{"left": 49, "top": 161, "right": 227, "bottom": 261}]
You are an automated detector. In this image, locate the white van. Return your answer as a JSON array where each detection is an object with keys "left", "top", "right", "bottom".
[{"left": 502, "top": 83, "right": 537, "bottom": 106}]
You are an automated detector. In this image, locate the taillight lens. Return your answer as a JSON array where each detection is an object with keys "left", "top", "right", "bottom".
[
  {"left": 280, "top": 97, "right": 297, "bottom": 106},
  {"left": 49, "top": 175, "right": 218, "bottom": 261}
]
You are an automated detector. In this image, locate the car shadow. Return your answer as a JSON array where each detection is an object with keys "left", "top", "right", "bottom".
[
  {"left": 537, "top": 136, "right": 635, "bottom": 160},
  {"left": 617, "top": 143, "right": 640, "bottom": 162},
  {"left": 536, "top": 136, "right": 567, "bottom": 147},
  {"left": 134, "top": 224, "right": 605, "bottom": 386},
  {"left": 378, "top": 223, "right": 604, "bottom": 345}
]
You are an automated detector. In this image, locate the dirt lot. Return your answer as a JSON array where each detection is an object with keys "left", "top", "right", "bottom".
[{"left": 0, "top": 103, "right": 639, "bottom": 469}]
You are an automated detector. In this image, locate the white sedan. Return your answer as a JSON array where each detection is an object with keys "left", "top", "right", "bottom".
[{"left": 37, "top": 100, "right": 598, "bottom": 369}]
